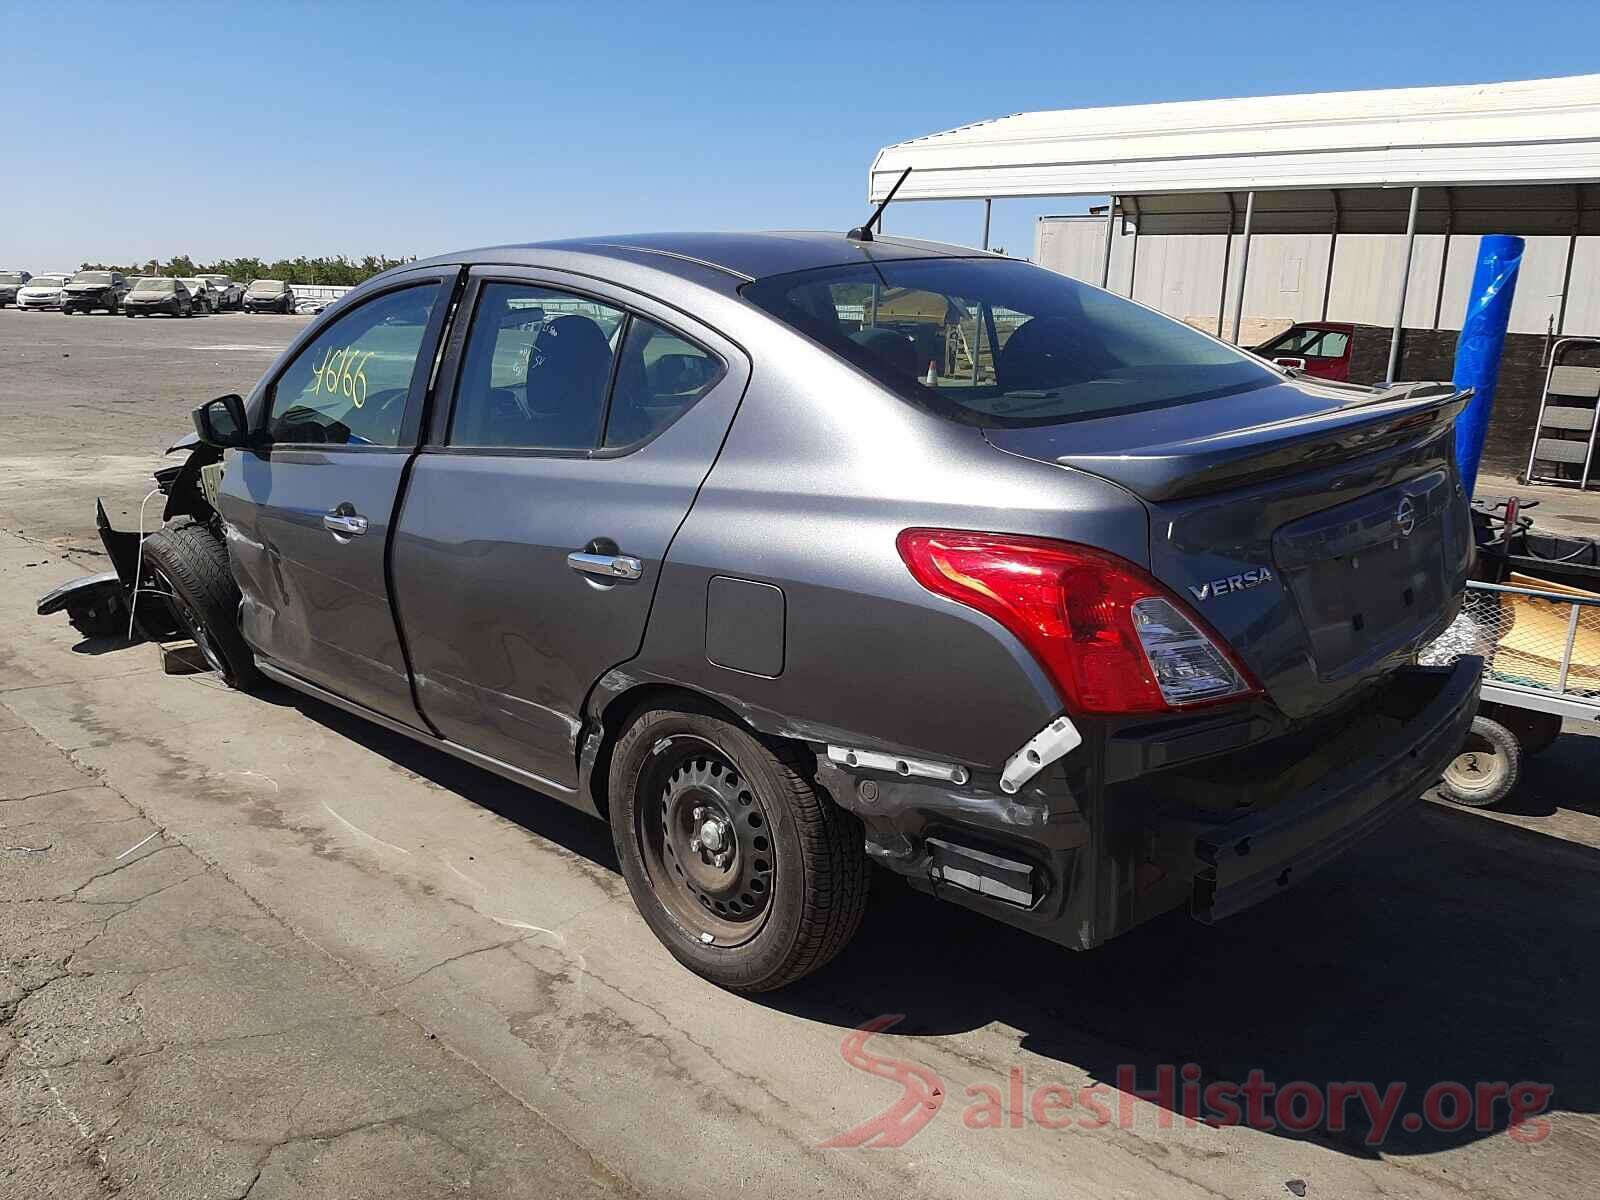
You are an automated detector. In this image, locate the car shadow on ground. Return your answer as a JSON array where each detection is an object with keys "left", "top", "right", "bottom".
[
  {"left": 258, "top": 680, "right": 620, "bottom": 870},
  {"left": 258, "top": 680, "right": 1600, "bottom": 1159},
  {"left": 69, "top": 634, "right": 143, "bottom": 656},
  {"left": 1495, "top": 730, "right": 1600, "bottom": 818},
  {"left": 767, "top": 797, "right": 1600, "bottom": 1158}
]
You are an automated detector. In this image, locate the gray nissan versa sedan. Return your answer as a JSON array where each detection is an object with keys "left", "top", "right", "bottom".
[{"left": 111, "top": 232, "right": 1482, "bottom": 992}]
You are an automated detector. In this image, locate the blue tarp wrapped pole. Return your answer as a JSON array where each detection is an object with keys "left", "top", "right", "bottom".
[{"left": 1452, "top": 234, "right": 1525, "bottom": 498}]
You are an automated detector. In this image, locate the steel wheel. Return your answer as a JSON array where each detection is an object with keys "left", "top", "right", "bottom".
[
  {"left": 610, "top": 708, "right": 870, "bottom": 992},
  {"left": 639, "top": 740, "right": 776, "bottom": 947}
]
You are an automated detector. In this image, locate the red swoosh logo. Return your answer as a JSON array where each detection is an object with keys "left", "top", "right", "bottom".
[{"left": 820, "top": 1014, "right": 945, "bottom": 1148}]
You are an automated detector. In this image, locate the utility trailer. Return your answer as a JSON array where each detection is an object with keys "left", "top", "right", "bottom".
[{"left": 1421, "top": 575, "right": 1600, "bottom": 805}]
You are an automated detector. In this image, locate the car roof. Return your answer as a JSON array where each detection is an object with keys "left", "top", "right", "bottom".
[{"left": 411, "top": 231, "right": 992, "bottom": 289}]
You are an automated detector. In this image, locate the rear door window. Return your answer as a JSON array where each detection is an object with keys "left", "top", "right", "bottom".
[
  {"left": 449, "top": 283, "right": 626, "bottom": 450},
  {"left": 266, "top": 284, "right": 437, "bottom": 447}
]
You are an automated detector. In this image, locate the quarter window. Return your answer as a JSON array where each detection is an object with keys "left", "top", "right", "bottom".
[
  {"left": 266, "top": 285, "right": 437, "bottom": 447},
  {"left": 1315, "top": 330, "right": 1350, "bottom": 359},
  {"left": 604, "top": 316, "right": 724, "bottom": 448}
]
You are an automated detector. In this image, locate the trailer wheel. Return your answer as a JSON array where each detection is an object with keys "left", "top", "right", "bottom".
[
  {"left": 140, "top": 518, "right": 260, "bottom": 690},
  {"left": 1440, "top": 716, "right": 1521, "bottom": 808}
]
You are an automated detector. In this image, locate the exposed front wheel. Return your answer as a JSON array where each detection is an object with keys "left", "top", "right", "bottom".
[
  {"left": 1439, "top": 716, "right": 1521, "bottom": 808},
  {"left": 609, "top": 708, "right": 869, "bottom": 992},
  {"left": 139, "top": 518, "right": 260, "bottom": 690}
]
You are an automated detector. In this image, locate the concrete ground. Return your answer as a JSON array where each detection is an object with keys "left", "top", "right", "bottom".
[
  {"left": 3, "top": 307, "right": 1600, "bottom": 1199},
  {"left": 1477, "top": 472, "right": 1600, "bottom": 540}
]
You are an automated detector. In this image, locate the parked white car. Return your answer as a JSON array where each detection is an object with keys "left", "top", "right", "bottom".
[
  {"left": 15, "top": 273, "right": 72, "bottom": 311},
  {"left": 180, "top": 278, "right": 220, "bottom": 315},
  {"left": 196, "top": 274, "right": 243, "bottom": 311}
]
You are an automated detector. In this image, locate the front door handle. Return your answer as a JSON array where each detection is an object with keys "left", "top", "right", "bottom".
[
  {"left": 322, "top": 511, "right": 369, "bottom": 537},
  {"left": 567, "top": 551, "right": 642, "bottom": 581}
]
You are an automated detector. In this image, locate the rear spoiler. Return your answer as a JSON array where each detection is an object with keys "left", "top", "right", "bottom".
[{"left": 1053, "top": 382, "right": 1470, "bottom": 502}]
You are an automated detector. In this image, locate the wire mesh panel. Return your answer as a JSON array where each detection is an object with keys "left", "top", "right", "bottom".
[{"left": 1421, "top": 583, "right": 1600, "bottom": 699}]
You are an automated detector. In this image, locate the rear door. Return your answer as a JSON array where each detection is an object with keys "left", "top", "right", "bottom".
[
  {"left": 390, "top": 267, "right": 748, "bottom": 789},
  {"left": 218, "top": 271, "right": 457, "bottom": 723}
]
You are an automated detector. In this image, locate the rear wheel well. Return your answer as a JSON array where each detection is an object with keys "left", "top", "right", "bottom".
[{"left": 587, "top": 682, "right": 804, "bottom": 824}]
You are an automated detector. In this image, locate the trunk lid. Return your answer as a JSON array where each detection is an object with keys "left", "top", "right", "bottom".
[{"left": 984, "top": 377, "right": 1474, "bottom": 719}]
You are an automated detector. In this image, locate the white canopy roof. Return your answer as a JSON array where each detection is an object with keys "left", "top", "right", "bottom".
[{"left": 869, "top": 75, "right": 1600, "bottom": 205}]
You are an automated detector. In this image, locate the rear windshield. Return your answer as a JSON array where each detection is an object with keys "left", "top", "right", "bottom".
[
  {"left": 69, "top": 271, "right": 111, "bottom": 286},
  {"left": 247, "top": 280, "right": 286, "bottom": 295},
  {"left": 741, "top": 256, "right": 1277, "bottom": 427},
  {"left": 134, "top": 278, "right": 176, "bottom": 293}
]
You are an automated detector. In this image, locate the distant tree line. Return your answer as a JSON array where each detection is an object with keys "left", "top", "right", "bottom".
[{"left": 76, "top": 253, "right": 416, "bottom": 285}]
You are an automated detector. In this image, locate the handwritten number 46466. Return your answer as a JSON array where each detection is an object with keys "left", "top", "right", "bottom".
[{"left": 310, "top": 345, "right": 376, "bottom": 407}]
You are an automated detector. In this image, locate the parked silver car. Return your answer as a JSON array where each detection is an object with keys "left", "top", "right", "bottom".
[
  {"left": 47, "top": 232, "right": 1480, "bottom": 992},
  {"left": 197, "top": 274, "right": 244, "bottom": 311},
  {"left": 242, "top": 278, "right": 294, "bottom": 313},
  {"left": 123, "top": 276, "right": 196, "bottom": 318},
  {"left": 180, "top": 278, "right": 220, "bottom": 314}
]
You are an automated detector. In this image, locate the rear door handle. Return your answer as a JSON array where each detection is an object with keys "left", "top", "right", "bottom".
[
  {"left": 567, "top": 551, "right": 642, "bottom": 581},
  {"left": 322, "top": 511, "right": 369, "bottom": 537}
]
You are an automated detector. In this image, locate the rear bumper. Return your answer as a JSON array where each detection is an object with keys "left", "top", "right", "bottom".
[
  {"left": 816, "top": 656, "right": 1481, "bottom": 951},
  {"left": 1187, "top": 657, "right": 1481, "bottom": 921}
]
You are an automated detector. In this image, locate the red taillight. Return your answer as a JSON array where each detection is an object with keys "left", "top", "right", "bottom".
[{"left": 896, "top": 528, "right": 1261, "bottom": 715}]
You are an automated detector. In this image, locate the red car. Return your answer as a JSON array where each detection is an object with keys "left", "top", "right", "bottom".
[{"left": 1251, "top": 322, "right": 1354, "bottom": 381}]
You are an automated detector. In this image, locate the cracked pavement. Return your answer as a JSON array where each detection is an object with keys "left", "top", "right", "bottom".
[
  {"left": 0, "top": 719, "right": 629, "bottom": 1200},
  {"left": 4, "top": 309, "right": 1600, "bottom": 1198}
]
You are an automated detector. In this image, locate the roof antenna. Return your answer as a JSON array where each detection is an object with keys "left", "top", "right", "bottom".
[{"left": 847, "top": 167, "right": 911, "bottom": 242}]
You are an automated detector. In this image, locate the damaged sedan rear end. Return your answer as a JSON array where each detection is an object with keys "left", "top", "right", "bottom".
[{"left": 39, "top": 234, "right": 1479, "bottom": 992}]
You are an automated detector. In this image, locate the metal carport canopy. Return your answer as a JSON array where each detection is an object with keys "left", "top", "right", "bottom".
[
  {"left": 867, "top": 75, "right": 1600, "bottom": 217},
  {"left": 869, "top": 75, "right": 1600, "bottom": 367}
]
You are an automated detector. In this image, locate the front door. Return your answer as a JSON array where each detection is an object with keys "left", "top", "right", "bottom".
[
  {"left": 218, "top": 274, "right": 455, "bottom": 723},
  {"left": 390, "top": 269, "right": 747, "bottom": 789}
]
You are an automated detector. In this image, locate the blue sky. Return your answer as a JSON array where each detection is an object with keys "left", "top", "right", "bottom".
[{"left": 6, "top": 0, "right": 1600, "bottom": 270}]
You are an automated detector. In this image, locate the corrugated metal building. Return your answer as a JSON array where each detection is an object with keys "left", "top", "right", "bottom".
[{"left": 1035, "top": 215, "right": 1600, "bottom": 340}]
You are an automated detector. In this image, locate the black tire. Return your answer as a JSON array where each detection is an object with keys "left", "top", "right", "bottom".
[
  {"left": 1439, "top": 716, "right": 1521, "bottom": 807},
  {"left": 140, "top": 518, "right": 259, "bottom": 689},
  {"left": 609, "top": 707, "right": 869, "bottom": 992}
]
